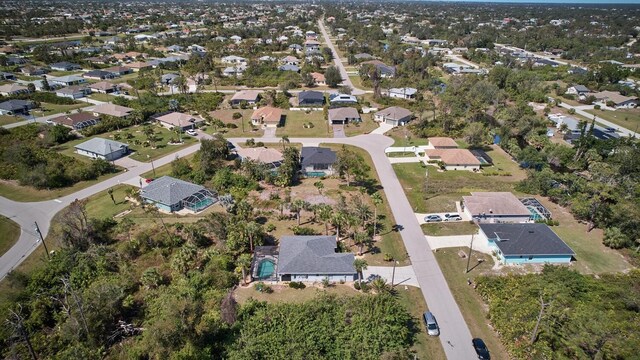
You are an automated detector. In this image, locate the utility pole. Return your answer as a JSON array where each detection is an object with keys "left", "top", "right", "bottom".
[
  {"left": 147, "top": 155, "right": 156, "bottom": 177},
  {"left": 34, "top": 222, "right": 50, "bottom": 260},
  {"left": 391, "top": 260, "right": 398, "bottom": 288},
  {"left": 465, "top": 233, "right": 475, "bottom": 273},
  {"left": 530, "top": 295, "right": 550, "bottom": 344}
]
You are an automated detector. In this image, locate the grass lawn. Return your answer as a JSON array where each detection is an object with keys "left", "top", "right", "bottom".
[
  {"left": 0, "top": 169, "right": 122, "bottom": 202},
  {"left": 54, "top": 125, "right": 198, "bottom": 163},
  {"left": 209, "top": 109, "right": 264, "bottom": 137},
  {"left": 0, "top": 216, "right": 21, "bottom": 256},
  {"left": 321, "top": 143, "right": 409, "bottom": 265},
  {"left": 344, "top": 113, "right": 378, "bottom": 136},
  {"left": 88, "top": 93, "right": 118, "bottom": 102},
  {"left": 421, "top": 222, "right": 479, "bottom": 236},
  {"left": 36, "top": 102, "right": 88, "bottom": 116},
  {"left": 386, "top": 126, "right": 430, "bottom": 147},
  {"left": 142, "top": 153, "right": 197, "bottom": 179},
  {"left": 276, "top": 110, "right": 331, "bottom": 137},
  {"left": 434, "top": 248, "right": 511, "bottom": 360},
  {"left": 84, "top": 184, "right": 137, "bottom": 219},
  {"left": 585, "top": 108, "right": 640, "bottom": 132},
  {"left": 349, "top": 75, "right": 370, "bottom": 90},
  {"left": 0, "top": 115, "right": 22, "bottom": 126},
  {"left": 233, "top": 284, "right": 446, "bottom": 360}
]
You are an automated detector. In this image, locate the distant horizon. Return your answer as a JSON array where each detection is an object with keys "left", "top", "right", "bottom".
[{"left": 404, "top": 0, "right": 640, "bottom": 4}]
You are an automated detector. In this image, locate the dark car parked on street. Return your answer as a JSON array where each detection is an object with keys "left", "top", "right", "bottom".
[{"left": 472, "top": 338, "right": 490, "bottom": 359}]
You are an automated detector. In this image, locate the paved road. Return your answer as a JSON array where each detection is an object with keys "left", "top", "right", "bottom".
[
  {"left": 317, "top": 19, "right": 365, "bottom": 95},
  {"left": 2, "top": 100, "right": 105, "bottom": 129},
  {"left": 558, "top": 102, "right": 636, "bottom": 137},
  {"left": 0, "top": 132, "right": 478, "bottom": 359},
  {"left": 445, "top": 54, "right": 480, "bottom": 69}
]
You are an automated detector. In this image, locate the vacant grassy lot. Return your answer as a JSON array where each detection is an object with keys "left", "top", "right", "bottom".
[
  {"left": 348, "top": 75, "right": 370, "bottom": 90},
  {"left": 209, "top": 108, "right": 264, "bottom": 137},
  {"left": 0, "top": 115, "right": 22, "bottom": 126},
  {"left": 277, "top": 110, "right": 331, "bottom": 137},
  {"left": 0, "top": 216, "right": 21, "bottom": 256},
  {"left": 31, "top": 102, "right": 88, "bottom": 116},
  {"left": 387, "top": 127, "right": 430, "bottom": 147},
  {"left": 435, "top": 248, "right": 510, "bottom": 360},
  {"left": 88, "top": 93, "right": 118, "bottom": 102},
  {"left": 54, "top": 125, "right": 198, "bottom": 163},
  {"left": 84, "top": 184, "right": 137, "bottom": 219},
  {"left": 585, "top": 108, "right": 640, "bottom": 132}
]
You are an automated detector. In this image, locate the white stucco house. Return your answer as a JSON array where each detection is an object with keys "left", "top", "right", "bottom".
[{"left": 74, "top": 138, "right": 129, "bottom": 161}]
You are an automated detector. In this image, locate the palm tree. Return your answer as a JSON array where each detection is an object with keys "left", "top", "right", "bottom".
[
  {"left": 237, "top": 253, "right": 253, "bottom": 285},
  {"left": 289, "top": 199, "right": 307, "bottom": 225},
  {"left": 371, "top": 277, "right": 390, "bottom": 293},
  {"left": 353, "top": 196, "right": 372, "bottom": 228},
  {"left": 371, "top": 193, "right": 383, "bottom": 239},
  {"left": 330, "top": 211, "right": 347, "bottom": 241},
  {"left": 317, "top": 204, "right": 332, "bottom": 235},
  {"left": 313, "top": 180, "right": 324, "bottom": 195},
  {"left": 280, "top": 135, "right": 290, "bottom": 151},
  {"left": 244, "top": 221, "right": 261, "bottom": 252},
  {"left": 354, "top": 259, "right": 368, "bottom": 287},
  {"left": 354, "top": 232, "right": 371, "bottom": 255}
]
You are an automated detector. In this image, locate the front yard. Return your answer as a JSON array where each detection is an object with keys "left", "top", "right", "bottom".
[{"left": 0, "top": 216, "right": 20, "bottom": 256}]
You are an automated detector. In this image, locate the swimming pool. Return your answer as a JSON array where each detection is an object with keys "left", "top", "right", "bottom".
[{"left": 256, "top": 259, "right": 276, "bottom": 279}]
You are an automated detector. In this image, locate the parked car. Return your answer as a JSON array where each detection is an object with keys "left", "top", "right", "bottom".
[
  {"left": 423, "top": 311, "right": 440, "bottom": 336},
  {"left": 424, "top": 215, "right": 443, "bottom": 223},
  {"left": 444, "top": 213, "right": 462, "bottom": 221},
  {"left": 45, "top": 119, "right": 55, "bottom": 124},
  {"left": 185, "top": 129, "right": 197, "bottom": 136},
  {"left": 472, "top": 338, "right": 490, "bottom": 359}
]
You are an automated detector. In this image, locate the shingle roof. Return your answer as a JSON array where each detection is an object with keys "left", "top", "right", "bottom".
[
  {"left": 463, "top": 192, "right": 531, "bottom": 217},
  {"left": 277, "top": 236, "right": 356, "bottom": 275},
  {"left": 51, "top": 112, "right": 100, "bottom": 127},
  {"left": 251, "top": 106, "right": 282, "bottom": 125},
  {"left": 298, "top": 90, "right": 324, "bottom": 101},
  {"left": 236, "top": 147, "right": 283, "bottom": 164},
  {"left": 87, "top": 103, "right": 133, "bottom": 117},
  {"left": 0, "top": 100, "right": 33, "bottom": 111},
  {"left": 425, "top": 149, "right": 481, "bottom": 166},
  {"left": 74, "top": 137, "right": 127, "bottom": 156},
  {"left": 328, "top": 107, "right": 359, "bottom": 121},
  {"left": 301, "top": 147, "right": 337, "bottom": 168},
  {"left": 429, "top": 137, "right": 458, "bottom": 148},
  {"left": 375, "top": 106, "right": 412, "bottom": 121},
  {"left": 479, "top": 223, "right": 575, "bottom": 256},
  {"left": 141, "top": 176, "right": 206, "bottom": 206},
  {"left": 231, "top": 90, "right": 261, "bottom": 102}
]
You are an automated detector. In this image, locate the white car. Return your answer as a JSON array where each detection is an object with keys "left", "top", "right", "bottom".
[{"left": 185, "top": 129, "right": 197, "bottom": 136}]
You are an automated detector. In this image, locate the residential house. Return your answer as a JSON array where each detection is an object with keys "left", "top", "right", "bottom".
[
  {"left": 592, "top": 91, "right": 638, "bottom": 109},
  {"left": 222, "top": 64, "right": 246, "bottom": 77},
  {"left": 83, "top": 70, "right": 117, "bottom": 80},
  {"left": 300, "top": 147, "right": 336, "bottom": 176},
  {"left": 360, "top": 60, "right": 396, "bottom": 78},
  {"left": 221, "top": 55, "right": 247, "bottom": 64},
  {"left": 0, "top": 84, "right": 30, "bottom": 96},
  {"left": 298, "top": 90, "right": 325, "bottom": 106},
  {"left": 0, "top": 100, "right": 34, "bottom": 116},
  {"left": 353, "top": 53, "right": 374, "bottom": 61},
  {"left": 427, "top": 137, "right": 459, "bottom": 149},
  {"left": 478, "top": 223, "right": 574, "bottom": 264},
  {"left": 275, "top": 235, "right": 356, "bottom": 282},
  {"left": 89, "top": 81, "right": 119, "bottom": 94},
  {"left": 153, "top": 112, "right": 204, "bottom": 131},
  {"left": 328, "top": 107, "right": 360, "bottom": 125},
  {"left": 124, "top": 61, "right": 152, "bottom": 72},
  {"left": 0, "top": 72, "right": 16, "bottom": 81},
  {"left": 304, "top": 40, "right": 320, "bottom": 52},
  {"left": 49, "top": 62, "right": 82, "bottom": 71},
  {"left": 329, "top": 93, "right": 357, "bottom": 104},
  {"left": 374, "top": 106, "right": 412, "bottom": 126},
  {"left": 565, "top": 85, "right": 591, "bottom": 100},
  {"left": 230, "top": 90, "right": 261, "bottom": 106},
  {"left": 50, "top": 112, "right": 100, "bottom": 130},
  {"left": 279, "top": 64, "right": 300, "bottom": 72},
  {"left": 424, "top": 149, "right": 481, "bottom": 171},
  {"left": 55, "top": 86, "right": 91, "bottom": 99},
  {"left": 548, "top": 114, "right": 620, "bottom": 142},
  {"left": 74, "top": 137, "right": 129, "bottom": 161},
  {"left": 20, "top": 66, "right": 48, "bottom": 76},
  {"left": 49, "top": 75, "right": 87, "bottom": 86},
  {"left": 386, "top": 86, "right": 416, "bottom": 99},
  {"left": 282, "top": 56, "right": 300, "bottom": 66},
  {"left": 289, "top": 44, "right": 303, "bottom": 52},
  {"left": 141, "top": 176, "right": 217, "bottom": 213},
  {"left": 87, "top": 103, "right": 133, "bottom": 118},
  {"left": 236, "top": 147, "right": 284, "bottom": 168},
  {"left": 251, "top": 106, "right": 282, "bottom": 128},
  {"left": 103, "top": 66, "right": 133, "bottom": 76},
  {"left": 462, "top": 192, "right": 532, "bottom": 223},
  {"left": 310, "top": 72, "right": 326, "bottom": 86}
]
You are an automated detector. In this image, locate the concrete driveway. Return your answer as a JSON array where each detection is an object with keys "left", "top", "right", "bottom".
[
  {"left": 332, "top": 125, "right": 345, "bottom": 138},
  {"left": 416, "top": 212, "right": 469, "bottom": 224},
  {"left": 363, "top": 265, "right": 420, "bottom": 287},
  {"left": 262, "top": 126, "right": 277, "bottom": 139},
  {"left": 425, "top": 234, "right": 493, "bottom": 255}
]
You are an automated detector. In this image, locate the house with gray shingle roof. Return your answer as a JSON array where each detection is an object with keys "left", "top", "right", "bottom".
[
  {"left": 74, "top": 137, "right": 129, "bottom": 161},
  {"left": 300, "top": 147, "right": 336, "bottom": 176},
  {"left": 141, "top": 176, "right": 217, "bottom": 213},
  {"left": 275, "top": 235, "right": 356, "bottom": 282}
]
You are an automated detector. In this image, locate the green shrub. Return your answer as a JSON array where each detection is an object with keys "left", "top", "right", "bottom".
[
  {"left": 255, "top": 282, "right": 273, "bottom": 293},
  {"left": 291, "top": 226, "right": 320, "bottom": 235},
  {"left": 289, "top": 281, "right": 306, "bottom": 289}
]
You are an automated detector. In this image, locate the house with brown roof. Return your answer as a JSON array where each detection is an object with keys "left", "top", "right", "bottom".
[
  {"left": 104, "top": 66, "right": 133, "bottom": 76},
  {"left": 124, "top": 61, "right": 152, "bottom": 72},
  {"left": 328, "top": 107, "right": 360, "bottom": 125},
  {"left": 87, "top": 103, "right": 133, "bottom": 118},
  {"left": 462, "top": 192, "right": 532, "bottom": 223},
  {"left": 592, "top": 91, "right": 638, "bottom": 109},
  {"left": 153, "top": 112, "right": 204, "bottom": 130},
  {"left": 236, "top": 147, "right": 284, "bottom": 168},
  {"left": 427, "top": 137, "right": 459, "bottom": 149},
  {"left": 230, "top": 90, "right": 261, "bottom": 106},
  {"left": 49, "top": 112, "right": 101, "bottom": 130},
  {"left": 0, "top": 84, "right": 30, "bottom": 96},
  {"left": 424, "top": 149, "right": 481, "bottom": 171},
  {"left": 374, "top": 106, "right": 412, "bottom": 126},
  {"left": 89, "top": 81, "right": 119, "bottom": 94},
  {"left": 310, "top": 72, "right": 326, "bottom": 86},
  {"left": 251, "top": 106, "right": 282, "bottom": 128}
]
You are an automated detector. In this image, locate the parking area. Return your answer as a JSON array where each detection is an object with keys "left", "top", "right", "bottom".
[{"left": 416, "top": 212, "right": 470, "bottom": 225}]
